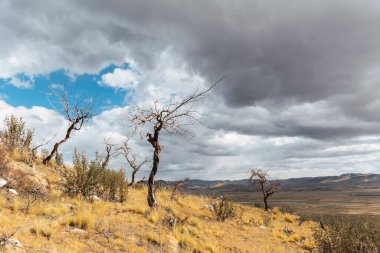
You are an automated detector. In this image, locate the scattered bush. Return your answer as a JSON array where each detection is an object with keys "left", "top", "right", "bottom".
[
  {"left": 55, "top": 152, "right": 64, "bottom": 166},
  {"left": 313, "top": 215, "right": 380, "bottom": 253},
  {"left": 0, "top": 114, "right": 34, "bottom": 163},
  {"left": 62, "top": 148, "right": 128, "bottom": 202},
  {"left": 284, "top": 213, "right": 295, "bottom": 223},
  {"left": 62, "top": 210, "right": 95, "bottom": 230},
  {"left": 211, "top": 195, "right": 241, "bottom": 222},
  {"left": 0, "top": 143, "right": 9, "bottom": 177},
  {"left": 261, "top": 212, "right": 272, "bottom": 226}
]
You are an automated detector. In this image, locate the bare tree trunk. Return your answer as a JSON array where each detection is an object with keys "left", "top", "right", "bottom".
[
  {"left": 129, "top": 170, "right": 137, "bottom": 186},
  {"left": 147, "top": 128, "right": 161, "bottom": 207},
  {"left": 147, "top": 143, "right": 160, "bottom": 207},
  {"left": 263, "top": 195, "right": 269, "bottom": 211},
  {"left": 43, "top": 122, "right": 75, "bottom": 164}
]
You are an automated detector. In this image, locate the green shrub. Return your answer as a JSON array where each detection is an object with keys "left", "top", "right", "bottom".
[
  {"left": 62, "top": 148, "right": 128, "bottom": 202},
  {"left": 0, "top": 143, "right": 9, "bottom": 177},
  {"left": 313, "top": 215, "right": 380, "bottom": 253},
  {"left": 55, "top": 152, "right": 64, "bottom": 166},
  {"left": 0, "top": 114, "right": 34, "bottom": 163},
  {"left": 211, "top": 195, "right": 241, "bottom": 222}
]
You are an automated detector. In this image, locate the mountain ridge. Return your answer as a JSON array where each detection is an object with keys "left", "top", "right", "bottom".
[{"left": 157, "top": 173, "right": 380, "bottom": 192}]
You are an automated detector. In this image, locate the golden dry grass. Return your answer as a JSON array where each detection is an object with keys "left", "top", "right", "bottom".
[
  {"left": 0, "top": 184, "right": 317, "bottom": 253},
  {"left": 0, "top": 158, "right": 317, "bottom": 253}
]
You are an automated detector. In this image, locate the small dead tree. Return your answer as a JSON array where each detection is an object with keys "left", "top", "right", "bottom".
[
  {"left": 116, "top": 137, "right": 148, "bottom": 186},
  {"left": 171, "top": 177, "right": 190, "bottom": 200},
  {"left": 102, "top": 138, "right": 116, "bottom": 170},
  {"left": 43, "top": 91, "right": 93, "bottom": 164},
  {"left": 131, "top": 79, "right": 223, "bottom": 207},
  {"left": 249, "top": 169, "right": 280, "bottom": 211}
]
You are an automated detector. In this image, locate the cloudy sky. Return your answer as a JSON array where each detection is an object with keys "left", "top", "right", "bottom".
[{"left": 1, "top": 0, "right": 380, "bottom": 180}]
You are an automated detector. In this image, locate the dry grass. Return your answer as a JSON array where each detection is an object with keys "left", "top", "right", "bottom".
[{"left": 0, "top": 161, "right": 317, "bottom": 252}]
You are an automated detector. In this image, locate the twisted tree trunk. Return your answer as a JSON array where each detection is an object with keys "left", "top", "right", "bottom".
[
  {"left": 129, "top": 170, "right": 137, "bottom": 186},
  {"left": 147, "top": 125, "right": 162, "bottom": 207},
  {"left": 263, "top": 195, "right": 269, "bottom": 211},
  {"left": 43, "top": 122, "right": 76, "bottom": 164}
]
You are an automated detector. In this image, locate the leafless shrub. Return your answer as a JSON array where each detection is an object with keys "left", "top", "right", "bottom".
[
  {"left": 261, "top": 212, "right": 272, "bottom": 226},
  {"left": 115, "top": 137, "right": 148, "bottom": 186},
  {"left": 170, "top": 177, "right": 189, "bottom": 200}
]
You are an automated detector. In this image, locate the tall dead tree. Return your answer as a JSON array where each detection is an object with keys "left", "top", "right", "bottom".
[
  {"left": 116, "top": 137, "right": 148, "bottom": 186},
  {"left": 131, "top": 79, "right": 223, "bottom": 207},
  {"left": 43, "top": 91, "right": 93, "bottom": 165},
  {"left": 249, "top": 169, "right": 280, "bottom": 211}
]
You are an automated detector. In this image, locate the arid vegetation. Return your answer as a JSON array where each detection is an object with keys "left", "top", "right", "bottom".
[{"left": 313, "top": 216, "right": 380, "bottom": 253}]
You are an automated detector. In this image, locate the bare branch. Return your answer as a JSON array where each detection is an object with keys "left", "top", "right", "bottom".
[
  {"left": 43, "top": 89, "right": 94, "bottom": 165},
  {"left": 129, "top": 78, "right": 224, "bottom": 207},
  {"left": 249, "top": 169, "right": 280, "bottom": 211}
]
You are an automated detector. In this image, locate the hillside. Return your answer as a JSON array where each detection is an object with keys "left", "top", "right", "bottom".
[
  {"left": 169, "top": 173, "right": 380, "bottom": 193},
  {"left": 0, "top": 161, "right": 316, "bottom": 253}
]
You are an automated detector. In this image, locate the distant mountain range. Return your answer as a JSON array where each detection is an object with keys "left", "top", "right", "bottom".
[{"left": 157, "top": 173, "right": 380, "bottom": 192}]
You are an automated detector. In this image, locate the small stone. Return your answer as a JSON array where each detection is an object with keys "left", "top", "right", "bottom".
[
  {"left": 90, "top": 195, "right": 100, "bottom": 201},
  {"left": 206, "top": 204, "right": 215, "bottom": 212},
  {"left": 68, "top": 228, "right": 87, "bottom": 234},
  {"left": 260, "top": 225, "right": 266, "bottom": 229},
  {"left": 6, "top": 237, "right": 24, "bottom": 248},
  {"left": 0, "top": 178, "right": 7, "bottom": 188},
  {"left": 8, "top": 189, "right": 18, "bottom": 195}
]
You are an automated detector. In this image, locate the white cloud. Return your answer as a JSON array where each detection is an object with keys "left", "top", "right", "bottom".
[
  {"left": 0, "top": 94, "right": 8, "bottom": 100},
  {"left": 49, "top": 83, "right": 64, "bottom": 90},
  {"left": 101, "top": 68, "right": 139, "bottom": 90},
  {"left": 9, "top": 76, "right": 33, "bottom": 89}
]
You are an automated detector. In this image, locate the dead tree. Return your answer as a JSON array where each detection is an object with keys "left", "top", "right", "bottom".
[
  {"left": 171, "top": 177, "right": 190, "bottom": 200},
  {"left": 101, "top": 138, "right": 115, "bottom": 170},
  {"left": 116, "top": 137, "right": 148, "bottom": 186},
  {"left": 249, "top": 169, "right": 280, "bottom": 211},
  {"left": 43, "top": 91, "right": 93, "bottom": 164},
  {"left": 131, "top": 79, "right": 223, "bottom": 207}
]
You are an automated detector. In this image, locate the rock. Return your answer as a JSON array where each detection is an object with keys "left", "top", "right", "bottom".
[
  {"left": 90, "top": 195, "right": 100, "bottom": 201},
  {"left": 260, "top": 225, "right": 266, "bottom": 229},
  {"left": 164, "top": 215, "right": 177, "bottom": 227},
  {"left": 206, "top": 204, "right": 214, "bottom": 212},
  {"left": 0, "top": 178, "right": 7, "bottom": 188},
  {"left": 167, "top": 233, "right": 179, "bottom": 253},
  {"left": 8, "top": 189, "right": 18, "bottom": 195},
  {"left": 6, "top": 237, "right": 24, "bottom": 248},
  {"left": 67, "top": 228, "right": 87, "bottom": 234}
]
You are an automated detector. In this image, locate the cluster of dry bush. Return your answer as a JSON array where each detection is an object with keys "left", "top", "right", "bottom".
[
  {"left": 313, "top": 216, "right": 380, "bottom": 253},
  {"left": 0, "top": 115, "right": 128, "bottom": 204}
]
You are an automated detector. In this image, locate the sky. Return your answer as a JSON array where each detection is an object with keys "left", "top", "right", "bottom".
[{"left": 1, "top": 0, "right": 380, "bottom": 180}]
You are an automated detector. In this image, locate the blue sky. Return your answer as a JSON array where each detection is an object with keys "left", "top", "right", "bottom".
[{"left": 0, "top": 64, "right": 132, "bottom": 115}]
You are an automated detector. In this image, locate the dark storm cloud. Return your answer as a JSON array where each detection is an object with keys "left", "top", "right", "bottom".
[
  {"left": 2, "top": 0, "right": 380, "bottom": 178},
  {"left": 73, "top": 0, "right": 380, "bottom": 139}
]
